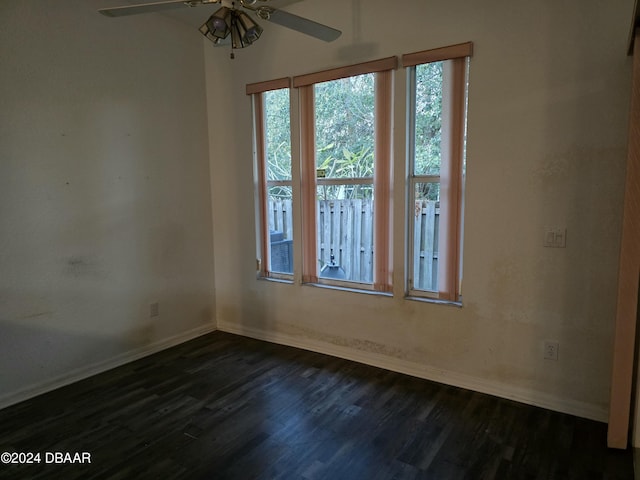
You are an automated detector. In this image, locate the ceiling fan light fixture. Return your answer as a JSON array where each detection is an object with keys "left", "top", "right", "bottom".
[
  {"left": 199, "top": 7, "right": 231, "bottom": 42},
  {"left": 101, "top": 0, "right": 342, "bottom": 58},
  {"left": 229, "top": 10, "right": 262, "bottom": 49},
  {"left": 237, "top": 11, "right": 263, "bottom": 43}
]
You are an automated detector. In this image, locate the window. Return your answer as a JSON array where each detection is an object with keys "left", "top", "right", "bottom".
[
  {"left": 248, "top": 43, "right": 471, "bottom": 302},
  {"left": 294, "top": 57, "right": 396, "bottom": 291},
  {"left": 247, "top": 78, "right": 293, "bottom": 279},
  {"left": 315, "top": 73, "right": 374, "bottom": 283},
  {"left": 404, "top": 42, "right": 472, "bottom": 301}
]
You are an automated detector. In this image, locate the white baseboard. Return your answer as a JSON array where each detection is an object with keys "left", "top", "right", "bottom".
[
  {"left": 218, "top": 321, "right": 608, "bottom": 423},
  {"left": 0, "top": 323, "right": 216, "bottom": 411},
  {"left": 2, "top": 321, "right": 608, "bottom": 424}
]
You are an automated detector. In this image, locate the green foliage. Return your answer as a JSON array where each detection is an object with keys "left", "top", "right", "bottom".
[
  {"left": 263, "top": 64, "right": 444, "bottom": 201},
  {"left": 264, "top": 89, "right": 292, "bottom": 199},
  {"left": 317, "top": 144, "right": 373, "bottom": 179},
  {"left": 315, "top": 75, "right": 374, "bottom": 150},
  {"left": 317, "top": 144, "right": 374, "bottom": 200},
  {"left": 315, "top": 75, "right": 374, "bottom": 172},
  {"left": 414, "top": 62, "right": 443, "bottom": 176},
  {"left": 415, "top": 182, "right": 440, "bottom": 202},
  {"left": 314, "top": 74, "right": 375, "bottom": 200},
  {"left": 264, "top": 88, "right": 291, "bottom": 180}
]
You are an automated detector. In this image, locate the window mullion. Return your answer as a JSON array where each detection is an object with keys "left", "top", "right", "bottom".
[
  {"left": 316, "top": 177, "right": 373, "bottom": 186},
  {"left": 266, "top": 180, "right": 293, "bottom": 187},
  {"left": 299, "top": 85, "right": 318, "bottom": 283},
  {"left": 253, "top": 93, "right": 270, "bottom": 276},
  {"left": 373, "top": 69, "right": 393, "bottom": 292},
  {"left": 412, "top": 175, "right": 440, "bottom": 183},
  {"left": 406, "top": 67, "right": 418, "bottom": 293},
  {"left": 438, "top": 58, "right": 466, "bottom": 301},
  {"left": 288, "top": 84, "right": 301, "bottom": 283}
]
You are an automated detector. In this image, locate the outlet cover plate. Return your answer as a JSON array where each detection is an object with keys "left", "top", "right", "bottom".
[{"left": 544, "top": 341, "right": 559, "bottom": 361}]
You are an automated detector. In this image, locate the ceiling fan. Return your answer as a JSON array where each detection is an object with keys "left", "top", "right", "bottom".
[{"left": 99, "top": 0, "right": 342, "bottom": 58}]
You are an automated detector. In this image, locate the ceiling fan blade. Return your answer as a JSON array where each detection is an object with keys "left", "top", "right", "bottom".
[
  {"left": 264, "top": 9, "right": 341, "bottom": 42},
  {"left": 99, "top": 0, "right": 218, "bottom": 18}
]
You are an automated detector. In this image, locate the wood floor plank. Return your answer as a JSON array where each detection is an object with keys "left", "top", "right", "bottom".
[{"left": 0, "top": 331, "right": 634, "bottom": 479}]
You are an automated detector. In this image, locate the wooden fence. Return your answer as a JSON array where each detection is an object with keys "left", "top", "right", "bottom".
[{"left": 267, "top": 198, "right": 438, "bottom": 288}]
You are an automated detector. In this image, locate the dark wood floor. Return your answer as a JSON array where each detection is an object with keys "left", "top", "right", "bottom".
[{"left": 0, "top": 331, "right": 633, "bottom": 479}]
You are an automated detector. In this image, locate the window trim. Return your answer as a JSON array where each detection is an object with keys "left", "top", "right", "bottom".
[
  {"left": 246, "top": 77, "right": 291, "bottom": 95},
  {"left": 299, "top": 83, "right": 317, "bottom": 283},
  {"left": 247, "top": 77, "right": 293, "bottom": 280},
  {"left": 374, "top": 69, "right": 394, "bottom": 292},
  {"left": 247, "top": 43, "right": 471, "bottom": 302},
  {"left": 404, "top": 43, "right": 472, "bottom": 302},
  {"left": 402, "top": 42, "right": 473, "bottom": 68},
  {"left": 293, "top": 57, "right": 397, "bottom": 87},
  {"left": 294, "top": 57, "right": 397, "bottom": 291}
]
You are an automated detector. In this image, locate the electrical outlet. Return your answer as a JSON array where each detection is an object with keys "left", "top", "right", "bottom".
[
  {"left": 543, "top": 227, "right": 567, "bottom": 248},
  {"left": 544, "top": 341, "right": 559, "bottom": 361},
  {"left": 150, "top": 302, "right": 159, "bottom": 318}
]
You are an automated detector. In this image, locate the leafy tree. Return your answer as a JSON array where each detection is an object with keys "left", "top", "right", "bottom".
[
  {"left": 263, "top": 65, "right": 444, "bottom": 201},
  {"left": 414, "top": 62, "right": 443, "bottom": 202},
  {"left": 315, "top": 73, "right": 375, "bottom": 200},
  {"left": 316, "top": 144, "right": 374, "bottom": 200},
  {"left": 414, "top": 61, "right": 443, "bottom": 177},
  {"left": 264, "top": 88, "right": 292, "bottom": 199}
]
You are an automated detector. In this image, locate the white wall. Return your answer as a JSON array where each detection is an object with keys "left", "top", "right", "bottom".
[
  {"left": 0, "top": 0, "right": 216, "bottom": 406},
  {"left": 206, "top": 0, "right": 634, "bottom": 420},
  {"left": 0, "top": 0, "right": 632, "bottom": 422}
]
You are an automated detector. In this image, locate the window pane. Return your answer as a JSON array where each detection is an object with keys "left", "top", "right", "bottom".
[
  {"left": 317, "top": 185, "right": 374, "bottom": 284},
  {"left": 314, "top": 74, "right": 375, "bottom": 180},
  {"left": 414, "top": 62, "right": 443, "bottom": 176},
  {"left": 268, "top": 186, "right": 293, "bottom": 274},
  {"left": 415, "top": 181, "right": 440, "bottom": 202},
  {"left": 314, "top": 73, "right": 376, "bottom": 285},
  {"left": 264, "top": 89, "right": 291, "bottom": 181},
  {"left": 264, "top": 88, "right": 292, "bottom": 275},
  {"left": 412, "top": 182, "right": 440, "bottom": 291}
]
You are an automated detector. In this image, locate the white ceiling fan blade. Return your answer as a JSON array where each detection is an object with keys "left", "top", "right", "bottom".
[
  {"left": 99, "top": 0, "right": 218, "bottom": 18},
  {"left": 265, "top": 9, "right": 341, "bottom": 42}
]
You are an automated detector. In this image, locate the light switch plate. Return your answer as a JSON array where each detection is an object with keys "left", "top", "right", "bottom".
[{"left": 544, "top": 227, "right": 566, "bottom": 248}]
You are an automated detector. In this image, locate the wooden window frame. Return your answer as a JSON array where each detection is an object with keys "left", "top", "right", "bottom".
[
  {"left": 404, "top": 43, "right": 472, "bottom": 302},
  {"left": 247, "top": 77, "right": 293, "bottom": 280},
  {"left": 247, "top": 44, "right": 469, "bottom": 299},
  {"left": 294, "top": 58, "right": 397, "bottom": 291}
]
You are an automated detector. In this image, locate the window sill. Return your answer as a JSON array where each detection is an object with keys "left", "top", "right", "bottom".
[
  {"left": 257, "top": 275, "right": 294, "bottom": 285},
  {"left": 303, "top": 281, "right": 393, "bottom": 298},
  {"left": 405, "top": 295, "right": 462, "bottom": 308}
]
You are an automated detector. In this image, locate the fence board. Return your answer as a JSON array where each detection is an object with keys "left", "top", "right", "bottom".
[
  {"left": 342, "top": 201, "right": 351, "bottom": 278},
  {"left": 268, "top": 201, "right": 276, "bottom": 236},
  {"left": 267, "top": 199, "right": 293, "bottom": 237},
  {"left": 362, "top": 200, "right": 373, "bottom": 282},
  {"left": 267, "top": 198, "right": 436, "bottom": 287},
  {"left": 332, "top": 201, "right": 342, "bottom": 268},
  {"left": 413, "top": 202, "right": 421, "bottom": 290},
  {"left": 353, "top": 199, "right": 362, "bottom": 281},
  {"left": 420, "top": 201, "right": 437, "bottom": 290},
  {"left": 275, "top": 200, "right": 284, "bottom": 232}
]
